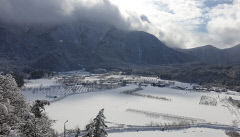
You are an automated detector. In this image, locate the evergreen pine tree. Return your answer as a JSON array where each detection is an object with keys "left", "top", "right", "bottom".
[
  {"left": 84, "top": 109, "right": 108, "bottom": 137},
  {"left": 0, "top": 74, "right": 54, "bottom": 136},
  {"left": 31, "top": 100, "right": 50, "bottom": 118}
]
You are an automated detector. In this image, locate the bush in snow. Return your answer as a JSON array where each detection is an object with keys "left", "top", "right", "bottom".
[
  {"left": 31, "top": 100, "right": 50, "bottom": 118},
  {"left": 75, "top": 128, "right": 81, "bottom": 137},
  {"left": 84, "top": 109, "right": 108, "bottom": 137},
  {"left": 0, "top": 74, "right": 54, "bottom": 137},
  {"left": 228, "top": 97, "right": 240, "bottom": 108},
  {"left": 226, "top": 131, "right": 240, "bottom": 137}
]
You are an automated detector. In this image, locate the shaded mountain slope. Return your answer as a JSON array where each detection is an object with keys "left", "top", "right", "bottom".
[
  {"left": 95, "top": 28, "right": 195, "bottom": 66},
  {"left": 180, "top": 44, "right": 240, "bottom": 65},
  {"left": 0, "top": 21, "right": 196, "bottom": 71}
]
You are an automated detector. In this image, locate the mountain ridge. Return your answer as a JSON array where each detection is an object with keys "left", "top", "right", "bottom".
[
  {"left": 0, "top": 21, "right": 197, "bottom": 71},
  {"left": 180, "top": 44, "right": 240, "bottom": 65},
  {"left": 1, "top": 20, "right": 240, "bottom": 72}
]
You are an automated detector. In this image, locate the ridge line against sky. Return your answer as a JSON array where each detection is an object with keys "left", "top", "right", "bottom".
[{"left": 0, "top": 0, "right": 239, "bottom": 49}]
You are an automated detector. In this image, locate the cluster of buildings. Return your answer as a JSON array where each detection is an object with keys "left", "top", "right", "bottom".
[{"left": 57, "top": 71, "right": 229, "bottom": 94}]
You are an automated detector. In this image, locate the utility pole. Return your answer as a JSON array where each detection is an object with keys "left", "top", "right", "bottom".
[{"left": 64, "top": 120, "right": 68, "bottom": 137}]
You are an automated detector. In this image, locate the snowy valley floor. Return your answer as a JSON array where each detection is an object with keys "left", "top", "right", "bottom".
[
  {"left": 22, "top": 77, "right": 240, "bottom": 137},
  {"left": 46, "top": 86, "right": 240, "bottom": 136}
]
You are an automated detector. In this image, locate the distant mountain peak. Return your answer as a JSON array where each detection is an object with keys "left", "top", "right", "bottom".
[
  {"left": 203, "top": 45, "right": 217, "bottom": 48},
  {"left": 233, "top": 43, "right": 240, "bottom": 48},
  {"left": 192, "top": 45, "right": 218, "bottom": 50}
]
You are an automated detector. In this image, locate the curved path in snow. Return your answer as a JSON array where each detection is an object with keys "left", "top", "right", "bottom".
[
  {"left": 107, "top": 123, "right": 240, "bottom": 133},
  {"left": 68, "top": 123, "right": 240, "bottom": 136}
]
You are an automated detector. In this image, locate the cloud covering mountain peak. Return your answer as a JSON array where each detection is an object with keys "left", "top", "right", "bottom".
[
  {"left": 0, "top": 0, "right": 239, "bottom": 49},
  {"left": 0, "top": 0, "right": 129, "bottom": 29}
]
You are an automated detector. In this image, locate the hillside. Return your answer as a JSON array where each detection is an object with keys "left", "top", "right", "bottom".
[
  {"left": 0, "top": 21, "right": 112, "bottom": 71},
  {"left": 0, "top": 21, "right": 196, "bottom": 72},
  {"left": 181, "top": 44, "right": 240, "bottom": 65},
  {"left": 95, "top": 28, "right": 195, "bottom": 65},
  {"left": 223, "top": 44, "right": 240, "bottom": 64}
]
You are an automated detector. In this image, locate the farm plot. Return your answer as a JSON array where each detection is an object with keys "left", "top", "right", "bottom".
[
  {"left": 45, "top": 84, "right": 239, "bottom": 136},
  {"left": 137, "top": 86, "right": 238, "bottom": 126}
]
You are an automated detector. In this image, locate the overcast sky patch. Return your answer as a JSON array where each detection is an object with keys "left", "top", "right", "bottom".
[{"left": 0, "top": 0, "right": 239, "bottom": 49}]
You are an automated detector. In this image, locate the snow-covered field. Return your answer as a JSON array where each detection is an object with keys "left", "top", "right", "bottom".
[
  {"left": 21, "top": 78, "right": 60, "bottom": 103},
  {"left": 21, "top": 72, "right": 240, "bottom": 137},
  {"left": 24, "top": 78, "right": 60, "bottom": 88},
  {"left": 137, "top": 86, "right": 238, "bottom": 125},
  {"left": 21, "top": 78, "right": 94, "bottom": 103},
  {"left": 43, "top": 84, "right": 240, "bottom": 136},
  {"left": 45, "top": 85, "right": 138, "bottom": 131}
]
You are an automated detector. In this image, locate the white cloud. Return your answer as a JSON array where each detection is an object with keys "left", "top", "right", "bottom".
[
  {"left": 0, "top": 0, "right": 239, "bottom": 48},
  {"left": 110, "top": 0, "right": 240, "bottom": 49},
  {"left": 205, "top": 0, "right": 240, "bottom": 48},
  {"left": 0, "top": 0, "right": 129, "bottom": 29},
  {"left": 110, "top": 0, "right": 205, "bottom": 48}
]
